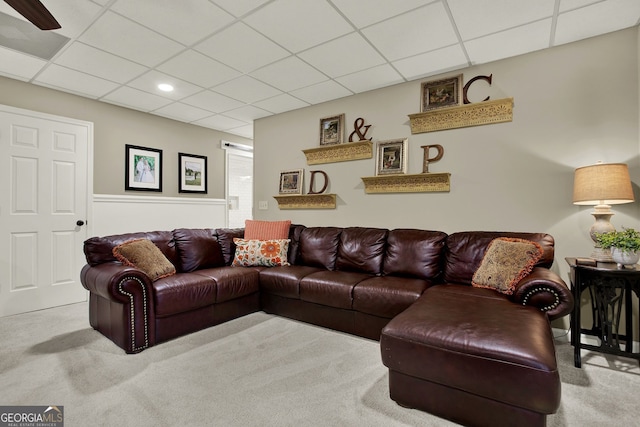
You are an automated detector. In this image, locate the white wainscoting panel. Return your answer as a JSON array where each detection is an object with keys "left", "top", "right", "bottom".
[{"left": 92, "top": 194, "right": 227, "bottom": 237}]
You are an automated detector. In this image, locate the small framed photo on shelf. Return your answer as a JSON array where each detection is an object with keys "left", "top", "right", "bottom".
[
  {"left": 178, "top": 152, "right": 207, "bottom": 194},
  {"left": 125, "top": 144, "right": 162, "bottom": 192},
  {"left": 421, "top": 74, "right": 462, "bottom": 111},
  {"left": 376, "top": 138, "right": 408, "bottom": 176},
  {"left": 279, "top": 169, "right": 304, "bottom": 195},
  {"left": 319, "top": 114, "right": 344, "bottom": 146}
]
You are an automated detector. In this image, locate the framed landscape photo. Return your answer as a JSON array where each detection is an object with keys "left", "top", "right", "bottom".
[
  {"left": 178, "top": 153, "right": 207, "bottom": 194},
  {"left": 279, "top": 169, "right": 304, "bottom": 195},
  {"left": 376, "top": 138, "right": 408, "bottom": 176},
  {"left": 319, "top": 114, "right": 344, "bottom": 146},
  {"left": 125, "top": 144, "right": 162, "bottom": 192},
  {"left": 421, "top": 74, "right": 462, "bottom": 111}
]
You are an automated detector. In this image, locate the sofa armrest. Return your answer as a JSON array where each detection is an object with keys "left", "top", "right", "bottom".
[
  {"left": 511, "top": 267, "right": 574, "bottom": 321},
  {"left": 80, "top": 263, "right": 155, "bottom": 353}
]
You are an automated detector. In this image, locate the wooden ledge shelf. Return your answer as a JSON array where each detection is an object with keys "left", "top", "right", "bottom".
[
  {"left": 273, "top": 194, "right": 337, "bottom": 209},
  {"left": 361, "top": 173, "right": 450, "bottom": 194},
  {"left": 302, "top": 140, "right": 373, "bottom": 165},
  {"left": 408, "top": 98, "right": 513, "bottom": 134}
]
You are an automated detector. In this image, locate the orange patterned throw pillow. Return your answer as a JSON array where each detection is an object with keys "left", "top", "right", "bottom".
[
  {"left": 232, "top": 238, "right": 291, "bottom": 267},
  {"left": 472, "top": 237, "right": 543, "bottom": 295},
  {"left": 112, "top": 239, "right": 176, "bottom": 281},
  {"left": 244, "top": 220, "right": 291, "bottom": 240}
]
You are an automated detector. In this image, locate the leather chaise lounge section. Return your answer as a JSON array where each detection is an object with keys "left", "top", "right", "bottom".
[{"left": 80, "top": 225, "right": 573, "bottom": 426}]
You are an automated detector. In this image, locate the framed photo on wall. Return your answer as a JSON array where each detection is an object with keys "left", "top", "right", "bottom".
[
  {"left": 376, "top": 138, "right": 408, "bottom": 176},
  {"left": 421, "top": 74, "right": 462, "bottom": 111},
  {"left": 279, "top": 169, "right": 304, "bottom": 195},
  {"left": 319, "top": 114, "right": 344, "bottom": 146},
  {"left": 178, "top": 153, "right": 207, "bottom": 194},
  {"left": 125, "top": 144, "right": 162, "bottom": 192}
]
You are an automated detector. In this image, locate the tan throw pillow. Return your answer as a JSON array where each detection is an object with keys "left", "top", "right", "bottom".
[
  {"left": 472, "top": 237, "right": 543, "bottom": 295},
  {"left": 244, "top": 220, "right": 291, "bottom": 240},
  {"left": 232, "top": 238, "right": 290, "bottom": 267},
  {"left": 112, "top": 239, "right": 176, "bottom": 281}
]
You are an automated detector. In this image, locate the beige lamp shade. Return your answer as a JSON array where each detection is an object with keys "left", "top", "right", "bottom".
[{"left": 573, "top": 163, "right": 634, "bottom": 205}]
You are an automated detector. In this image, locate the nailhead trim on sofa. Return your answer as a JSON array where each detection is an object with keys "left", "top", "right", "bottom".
[
  {"left": 118, "top": 276, "right": 149, "bottom": 352},
  {"left": 521, "top": 287, "right": 560, "bottom": 312}
]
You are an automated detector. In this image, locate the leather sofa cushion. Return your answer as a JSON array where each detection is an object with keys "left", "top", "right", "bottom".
[
  {"left": 173, "top": 228, "right": 224, "bottom": 273},
  {"left": 84, "top": 230, "right": 178, "bottom": 267},
  {"left": 259, "top": 265, "right": 322, "bottom": 298},
  {"left": 194, "top": 266, "right": 260, "bottom": 304},
  {"left": 298, "top": 227, "right": 342, "bottom": 270},
  {"left": 336, "top": 227, "right": 388, "bottom": 275},
  {"left": 381, "top": 284, "right": 560, "bottom": 414},
  {"left": 383, "top": 229, "right": 447, "bottom": 280},
  {"left": 353, "top": 276, "right": 431, "bottom": 318},
  {"left": 299, "top": 270, "right": 370, "bottom": 309},
  {"left": 215, "top": 228, "right": 244, "bottom": 266},
  {"left": 444, "top": 231, "right": 555, "bottom": 285},
  {"left": 153, "top": 272, "right": 218, "bottom": 317}
]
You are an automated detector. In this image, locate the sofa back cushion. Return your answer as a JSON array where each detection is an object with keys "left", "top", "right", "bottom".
[
  {"left": 298, "top": 227, "right": 342, "bottom": 270},
  {"left": 84, "top": 230, "right": 178, "bottom": 267},
  {"left": 172, "top": 228, "right": 224, "bottom": 272},
  {"left": 383, "top": 229, "right": 447, "bottom": 280},
  {"left": 335, "top": 227, "right": 388, "bottom": 275},
  {"left": 215, "top": 228, "right": 245, "bottom": 266},
  {"left": 444, "top": 231, "right": 555, "bottom": 285}
]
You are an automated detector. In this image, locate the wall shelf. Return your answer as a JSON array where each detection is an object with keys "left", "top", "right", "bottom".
[
  {"left": 361, "top": 173, "right": 450, "bottom": 194},
  {"left": 302, "top": 140, "right": 373, "bottom": 165},
  {"left": 408, "top": 98, "right": 513, "bottom": 134},
  {"left": 273, "top": 194, "right": 337, "bottom": 209}
]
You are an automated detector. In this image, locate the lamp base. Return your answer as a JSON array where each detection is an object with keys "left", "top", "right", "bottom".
[{"left": 591, "top": 246, "right": 613, "bottom": 262}]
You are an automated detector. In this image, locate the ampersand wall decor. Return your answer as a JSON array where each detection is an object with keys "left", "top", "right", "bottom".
[{"left": 348, "top": 117, "right": 372, "bottom": 142}]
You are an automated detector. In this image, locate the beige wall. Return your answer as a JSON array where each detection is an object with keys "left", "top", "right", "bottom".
[
  {"left": 0, "top": 76, "right": 252, "bottom": 199},
  {"left": 254, "top": 28, "right": 640, "bottom": 329}
]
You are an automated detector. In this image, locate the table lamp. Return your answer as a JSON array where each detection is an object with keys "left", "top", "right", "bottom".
[{"left": 573, "top": 162, "right": 635, "bottom": 261}]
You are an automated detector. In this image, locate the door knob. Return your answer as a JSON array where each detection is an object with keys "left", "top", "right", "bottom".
[{"left": 76, "top": 220, "right": 85, "bottom": 226}]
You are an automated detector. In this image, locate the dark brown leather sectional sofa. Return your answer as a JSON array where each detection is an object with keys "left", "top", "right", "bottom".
[{"left": 80, "top": 225, "right": 573, "bottom": 427}]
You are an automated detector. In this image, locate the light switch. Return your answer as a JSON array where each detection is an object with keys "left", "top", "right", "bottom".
[{"left": 258, "top": 201, "right": 268, "bottom": 210}]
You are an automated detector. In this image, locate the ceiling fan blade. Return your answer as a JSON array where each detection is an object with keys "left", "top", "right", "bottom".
[{"left": 4, "top": 0, "right": 61, "bottom": 30}]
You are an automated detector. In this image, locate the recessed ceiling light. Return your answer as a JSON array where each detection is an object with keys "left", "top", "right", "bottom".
[{"left": 158, "top": 83, "right": 174, "bottom": 92}]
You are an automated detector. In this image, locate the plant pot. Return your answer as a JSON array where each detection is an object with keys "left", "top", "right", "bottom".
[{"left": 610, "top": 247, "right": 640, "bottom": 268}]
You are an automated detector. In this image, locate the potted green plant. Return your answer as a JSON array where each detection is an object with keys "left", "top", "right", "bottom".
[{"left": 596, "top": 228, "right": 640, "bottom": 267}]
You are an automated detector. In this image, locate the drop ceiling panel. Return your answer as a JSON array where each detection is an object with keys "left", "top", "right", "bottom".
[
  {"left": 34, "top": 64, "right": 119, "bottom": 98},
  {"left": 224, "top": 105, "right": 272, "bottom": 122},
  {"left": 253, "top": 94, "right": 310, "bottom": 114},
  {"left": 79, "top": 11, "right": 183, "bottom": 67},
  {"left": 213, "top": 75, "right": 282, "bottom": 104},
  {"left": 448, "top": 0, "right": 555, "bottom": 41},
  {"left": 157, "top": 50, "right": 241, "bottom": 88},
  {"left": 195, "top": 22, "right": 290, "bottom": 73},
  {"left": 465, "top": 19, "right": 552, "bottom": 64},
  {"left": 244, "top": 0, "right": 353, "bottom": 53},
  {"left": 111, "top": 0, "right": 234, "bottom": 46},
  {"left": 181, "top": 90, "right": 245, "bottom": 113},
  {"left": 212, "top": 0, "right": 271, "bottom": 18},
  {"left": 193, "top": 114, "right": 248, "bottom": 130},
  {"left": 299, "top": 32, "right": 386, "bottom": 78},
  {"left": 554, "top": 0, "right": 640, "bottom": 46},
  {"left": 362, "top": 2, "right": 459, "bottom": 61},
  {"left": 290, "top": 80, "right": 353, "bottom": 105},
  {"left": 335, "top": 64, "right": 404, "bottom": 94},
  {"left": 102, "top": 86, "right": 173, "bottom": 111},
  {"left": 54, "top": 42, "right": 147, "bottom": 83},
  {"left": 152, "top": 102, "right": 214, "bottom": 122},
  {"left": 250, "top": 56, "right": 328, "bottom": 92},
  {"left": 393, "top": 44, "right": 468, "bottom": 81},
  {"left": 331, "top": 0, "right": 430, "bottom": 28},
  {"left": 127, "top": 70, "right": 204, "bottom": 100},
  {"left": 0, "top": 46, "right": 46, "bottom": 80}
]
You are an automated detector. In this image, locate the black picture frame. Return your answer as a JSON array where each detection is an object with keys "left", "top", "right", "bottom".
[
  {"left": 125, "top": 144, "right": 163, "bottom": 192},
  {"left": 178, "top": 152, "right": 208, "bottom": 194}
]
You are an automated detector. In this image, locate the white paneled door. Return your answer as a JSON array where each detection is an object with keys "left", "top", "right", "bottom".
[{"left": 0, "top": 105, "right": 92, "bottom": 317}]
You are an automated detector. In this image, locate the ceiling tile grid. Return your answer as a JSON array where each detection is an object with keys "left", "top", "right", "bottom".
[{"left": 0, "top": 0, "right": 637, "bottom": 139}]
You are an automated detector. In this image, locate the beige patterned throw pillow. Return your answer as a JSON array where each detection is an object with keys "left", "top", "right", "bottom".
[
  {"left": 112, "top": 239, "right": 176, "bottom": 281},
  {"left": 472, "top": 237, "right": 543, "bottom": 295}
]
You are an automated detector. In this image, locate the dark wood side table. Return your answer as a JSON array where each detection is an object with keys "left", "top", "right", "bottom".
[{"left": 566, "top": 257, "right": 640, "bottom": 368}]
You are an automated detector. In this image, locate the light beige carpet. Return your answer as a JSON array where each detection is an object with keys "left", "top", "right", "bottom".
[{"left": 0, "top": 302, "right": 638, "bottom": 426}]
